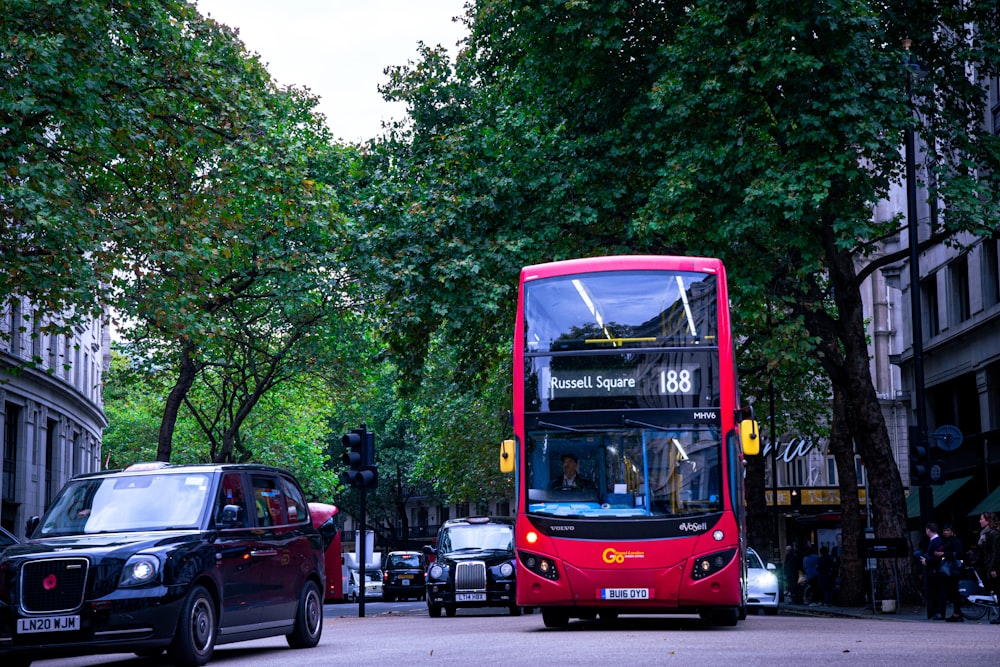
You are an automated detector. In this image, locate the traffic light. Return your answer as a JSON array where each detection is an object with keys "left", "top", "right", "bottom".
[
  {"left": 909, "top": 427, "right": 932, "bottom": 487},
  {"left": 340, "top": 424, "right": 378, "bottom": 490}
]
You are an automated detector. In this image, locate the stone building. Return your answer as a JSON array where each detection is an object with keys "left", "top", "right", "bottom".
[{"left": 0, "top": 298, "right": 110, "bottom": 538}]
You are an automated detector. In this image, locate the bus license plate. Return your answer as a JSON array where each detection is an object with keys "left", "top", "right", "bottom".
[
  {"left": 601, "top": 588, "right": 650, "bottom": 600},
  {"left": 456, "top": 593, "right": 486, "bottom": 602},
  {"left": 18, "top": 615, "right": 80, "bottom": 633}
]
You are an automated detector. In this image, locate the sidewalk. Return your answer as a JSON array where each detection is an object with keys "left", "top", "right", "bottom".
[{"left": 781, "top": 601, "right": 969, "bottom": 622}]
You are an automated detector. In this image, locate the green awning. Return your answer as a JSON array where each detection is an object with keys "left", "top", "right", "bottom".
[
  {"left": 906, "top": 476, "right": 973, "bottom": 519},
  {"left": 969, "top": 485, "right": 1000, "bottom": 516}
]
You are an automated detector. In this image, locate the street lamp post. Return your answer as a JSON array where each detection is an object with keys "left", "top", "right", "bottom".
[
  {"left": 902, "top": 39, "right": 933, "bottom": 529},
  {"left": 903, "top": 38, "right": 934, "bottom": 618}
]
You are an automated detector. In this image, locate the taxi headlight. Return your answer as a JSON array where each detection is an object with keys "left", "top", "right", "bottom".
[
  {"left": 120, "top": 554, "right": 161, "bottom": 587},
  {"left": 499, "top": 562, "right": 514, "bottom": 577}
]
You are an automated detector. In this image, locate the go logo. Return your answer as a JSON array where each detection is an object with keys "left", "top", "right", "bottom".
[
  {"left": 602, "top": 548, "right": 644, "bottom": 564},
  {"left": 602, "top": 548, "right": 626, "bottom": 564}
]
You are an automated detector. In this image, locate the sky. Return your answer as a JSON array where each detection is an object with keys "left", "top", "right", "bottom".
[{"left": 196, "top": 1, "right": 470, "bottom": 143}]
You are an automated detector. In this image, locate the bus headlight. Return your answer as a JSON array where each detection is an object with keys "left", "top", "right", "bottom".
[
  {"left": 519, "top": 551, "right": 558, "bottom": 581},
  {"left": 690, "top": 549, "right": 736, "bottom": 580}
]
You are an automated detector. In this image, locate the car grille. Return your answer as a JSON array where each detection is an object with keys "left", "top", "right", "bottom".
[
  {"left": 20, "top": 557, "right": 89, "bottom": 613},
  {"left": 454, "top": 561, "right": 486, "bottom": 592}
]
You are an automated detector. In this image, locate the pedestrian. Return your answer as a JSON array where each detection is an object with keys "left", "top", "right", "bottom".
[
  {"left": 818, "top": 545, "right": 836, "bottom": 606},
  {"left": 979, "top": 511, "right": 1000, "bottom": 624},
  {"left": 783, "top": 544, "right": 800, "bottom": 604},
  {"left": 920, "top": 522, "right": 947, "bottom": 620},
  {"left": 802, "top": 546, "right": 820, "bottom": 605},
  {"left": 938, "top": 524, "right": 964, "bottom": 622}
]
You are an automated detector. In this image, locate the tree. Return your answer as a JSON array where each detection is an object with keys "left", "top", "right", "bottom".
[
  {"left": 112, "top": 81, "right": 359, "bottom": 462},
  {"left": 2, "top": 0, "right": 272, "bottom": 339},
  {"left": 103, "top": 345, "right": 339, "bottom": 500},
  {"left": 365, "top": 0, "right": 1000, "bottom": 603}
]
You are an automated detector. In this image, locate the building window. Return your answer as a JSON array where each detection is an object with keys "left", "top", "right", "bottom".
[
  {"left": 993, "top": 76, "right": 1000, "bottom": 135},
  {"left": 3, "top": 403, "right": 19, "bottom": 503},
  {"left": 948, "top": 254, "right": 970, "bottom": 325},
  {"left": 984, "top": 239, "right": 1000, "bottom": 309},
  {"left": 826, "top": 456, "right": 838, "bottom": 486},
  {"left": 439, "top": 505, "right": 450, "bottom": 523},
  {"left": 921, "top": 274, "right": 940, "bottom": 337},
  {"left": 456, "top": 502, "right": 469, "bottom": 518},
  {"left": 787, "top": 458, "right": 807, "bottom": 487}
]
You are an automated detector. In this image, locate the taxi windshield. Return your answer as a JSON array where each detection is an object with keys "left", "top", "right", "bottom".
[
  {"left": 438, "top": 523, "right": 513, "bottom": 555},
  {"left": 37, "top": 473, "right": 212, "bottom": 536}
]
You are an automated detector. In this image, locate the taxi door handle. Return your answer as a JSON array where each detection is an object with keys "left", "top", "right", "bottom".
[{"left": 250, "top": 549, "right": 278, "bottom": 557}]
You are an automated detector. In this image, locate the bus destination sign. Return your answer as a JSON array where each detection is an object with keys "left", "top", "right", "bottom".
[{"left": 547, "top": 367, "right": 700, "bottom": 399}]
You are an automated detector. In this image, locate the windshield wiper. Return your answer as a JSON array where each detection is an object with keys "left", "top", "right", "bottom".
[
  {"left": 537, "top": 421, "right": 603, "bottom": 433},
  {"left": 624, "top": 418, "right": 669, "bottom": 430}
]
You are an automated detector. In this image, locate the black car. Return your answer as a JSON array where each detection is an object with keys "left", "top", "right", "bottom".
[
  {"left": 0, "top": 526, "right": 18, "bottom": 555},
  {"left": 0, "top": 462, "right": 336, "bottom": 667},
  {"left": 383, "top": 550, "right": 426, "bottom": 601},
  {"left": 424, "top": 516, "right": 519, "bottom": 617}
]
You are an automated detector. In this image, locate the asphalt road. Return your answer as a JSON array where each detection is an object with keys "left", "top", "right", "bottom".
[{"left": 31, "top": 601, "right": 1000, "bottom": 667}]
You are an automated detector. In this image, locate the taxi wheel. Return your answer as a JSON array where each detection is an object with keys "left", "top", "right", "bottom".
[
  {"left": 169, "top": 585, "right": 216, "bottom": 667},
  {"left": 445, "top": 605, "right": 457, "bottom": 617},
  {"left": 286, "top": 580, "right": 323, "bottom": 649},
  {"left": 510, "top": 604, "right": 522, "bottom": 616},
  {"left": 428, "top": 603, "right": 442, "bottom": 617}
]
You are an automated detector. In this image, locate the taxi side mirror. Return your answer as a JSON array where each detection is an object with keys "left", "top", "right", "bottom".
[
  {"left": 500, "top": 439, "right": 515, "bottom": 473},
  {"left": 740, "top": 419, "right": 760, "bottom": 456}
]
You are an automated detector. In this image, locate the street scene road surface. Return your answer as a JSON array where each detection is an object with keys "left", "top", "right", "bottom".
[{"left": 32, "top": 601, "right": 1000, "bottom": 667}]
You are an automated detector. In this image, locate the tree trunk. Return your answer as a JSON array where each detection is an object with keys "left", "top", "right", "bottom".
[
  {"left": 824, "top": 237, "right": 917, "bottom": 603},
  {"left": 829, "top": 385, "right": 866, "bottom": 606},
  {"left": 157, "top": 340, "right": 200, "bottom": 462}
]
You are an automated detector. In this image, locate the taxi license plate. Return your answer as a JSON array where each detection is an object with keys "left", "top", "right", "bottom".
[
  {"left": 401, "top": 579, "right": 411, "bottom": 586},
  {"left": 456, "top": 593, "right": 486, "bottom": 602},
  {"left": 18, "top": 615, "right": 80, "bottom": 633},
  {"left": 600, "top": 588, "right": 650, "bottom": 600}
]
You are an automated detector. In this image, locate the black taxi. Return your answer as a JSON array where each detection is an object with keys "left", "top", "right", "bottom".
[
  {"left": 0, "top": 462, "right": 335, "bottom": 667},
  {"left": 424, "top": 516, "right": 520, "bottom": 617},
  {"left": 383, "top": 550, "right": 426, "bottom": 601}
]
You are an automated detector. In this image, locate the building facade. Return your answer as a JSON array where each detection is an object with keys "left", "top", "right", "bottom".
[
  {"left": 0, "top": 298, "right": 110, "bottom": 538},
  {"left": 763, "top": 76, "right": 1000, "bottom": 556}
]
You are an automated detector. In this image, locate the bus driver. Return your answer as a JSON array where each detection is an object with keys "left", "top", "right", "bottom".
[{"left": 549, "top": 453, "right": 595, "bottom": 490}]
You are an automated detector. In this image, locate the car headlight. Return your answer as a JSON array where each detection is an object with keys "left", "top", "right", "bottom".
[
  {"left": 119, "top": 554, "right": 161, "bottom": 587},
  {"left": 429, "top": 564, "right": 444, "bottom": 579},
  {"left": 499, "top": 562, "right": 514, "bottom": 577}
]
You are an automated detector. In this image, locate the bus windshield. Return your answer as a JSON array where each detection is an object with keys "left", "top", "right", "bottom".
[{"left": 524, "top": 425, "right": 721, "bottom": 518}]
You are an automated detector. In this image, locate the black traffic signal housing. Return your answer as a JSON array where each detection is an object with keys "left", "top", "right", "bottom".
[
  {"left": 341, "top": 424, "right": 378, "bottom": 490},
  {"left": 909, "top": 428, "right": 932, "bottom": 487}
]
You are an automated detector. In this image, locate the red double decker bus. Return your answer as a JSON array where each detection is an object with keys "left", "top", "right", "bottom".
[{"left": 500, "top": 255, "right": 759, "bottom": 627}]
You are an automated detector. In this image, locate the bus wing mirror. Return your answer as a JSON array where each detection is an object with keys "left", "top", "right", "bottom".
[
  {"left": 740, "top": 419, "right": 760, "bottom": 456},
  {"left": 500, "top": 439, "right": 515, "bottom": 473}
]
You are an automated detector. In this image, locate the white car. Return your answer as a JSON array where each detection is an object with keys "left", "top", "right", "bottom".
[
  {"left": 347, "top": 568, "right": 383, "bottom": 601},
  {"left": 746, "top": 548, "right": 780, "bottom": 615}
]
